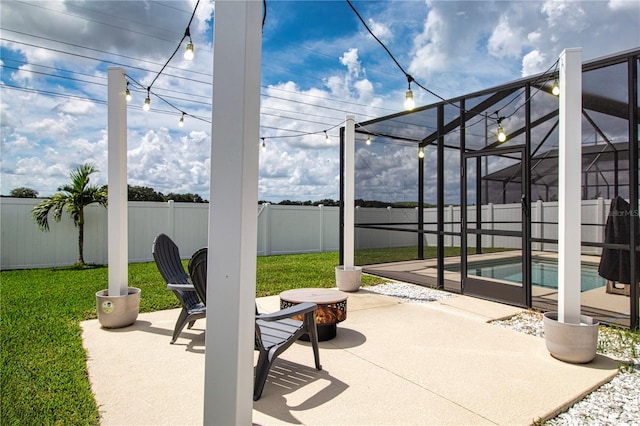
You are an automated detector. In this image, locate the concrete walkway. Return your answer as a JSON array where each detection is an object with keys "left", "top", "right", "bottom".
[{"left": 81, "top": 287, "right": 620, "bottom": 425}]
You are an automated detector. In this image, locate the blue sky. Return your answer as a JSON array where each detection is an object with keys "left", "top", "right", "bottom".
[{"left": 1, "top": 0, "right": 639, "bottom": 203}]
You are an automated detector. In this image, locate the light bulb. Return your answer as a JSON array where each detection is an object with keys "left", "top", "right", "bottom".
[
  {"left": 404, "top": 89, "right": 415, "bottom": 111},
  {"left": 366, "top": 136, "right": 371, "bottom": 145},
  {"left": 325, "top": 131, "right": 330, "bottom": 144},
  {"left": 497, "top": 124, "right": 506, "bottom": 142},
  {"left": 143, "top": 96, "right": 150, "bottom": 111},
  {"left": 125, "top": 88, "right": 132, "bottom": 102},
  {"left": 261, "top": 139, "right": 266, "bottom": 151},
  {"left": 179, "top": 114, "right": 184, "bottom": 127},
  {"left": 552, "top": 80, "right": 560, "bottom": 96},
  {"left": 418, "top": 147, "right": 425, "bottom": 159},
  {"left": 184, "top": 41, "right": 194, "bottom": 61}
]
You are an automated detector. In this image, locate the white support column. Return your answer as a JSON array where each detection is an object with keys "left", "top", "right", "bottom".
[
  {"left": 344, "top": 115, "right": 356, "bottom": 269},
  {"left": 107, "top": 67, "right": 128, "bottom": 296},
  {"left": 204, "top": 2, "right": 262, "bottom": 424},
  {"left": 558, "top": 48, "right": 582, "bottom": 324}
]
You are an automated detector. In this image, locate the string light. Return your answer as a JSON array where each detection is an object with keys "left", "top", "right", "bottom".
[
  {"left": 179, "top": 112, "right": 185, "bottom": 127},
  {"left": 496, "top": 117, "right": 506, "bottom": 142},
  {"left": 143, "top": 88, "right": 151, "bottom": 111},
  {"left": 366, "top": 135, "right": 372, "bottom": 145},
  {"left": 125, "top": 81, "right": 132, "bottom": 102},
  {"left": 325, "top": 131, "right": 330, "bottom": 144},
  {"left": 418, "top": 147, "right": 425, "bottom": 159},
  {"left": 184, "top": 27, "right": 194, "bottom": 61},
  {"left": 261, "top": 138, "right": 266, "bottom": 151},
  {"left": 552, "top": 79, "right": 560, "bottom": 96},
  {"left": 404, "top": 75, "right": 415, "bottom": 111}
]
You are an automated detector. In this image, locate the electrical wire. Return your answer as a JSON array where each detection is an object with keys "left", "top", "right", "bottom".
[
  {"left": 147, "top": 0, "right": 200, "bottom": 90},
  {"left": 345, "top": 0, "right": 560, "bottom": 127}
]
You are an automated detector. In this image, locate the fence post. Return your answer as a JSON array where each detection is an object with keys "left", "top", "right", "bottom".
[
  {"left": 596, "top": 197, "right": 604, "bottom": 255},
  {"left": 167, "top": 200, "right": 175, "bottom": 239},
  {"left": 534, "top": 200, "right": 544, "bottom": 251},
  {"left": 488, "top": 202, "right": 494, "bottom": 249},
  {"left": 447, "top": 205, "right": 454, "bottom": 247},
  {"left": 318, "top": 204, "right": 324, "bottom": 252},
  {"left": 264, "top": 203, "right": 271, "bottom": 256},
  {"left": 387, "top": 206, "right": 392, "bottom": 248}
]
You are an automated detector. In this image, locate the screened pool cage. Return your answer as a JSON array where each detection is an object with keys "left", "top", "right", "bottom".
[{"left": 339, "top": 48, "right": 639, "bottom": 328}]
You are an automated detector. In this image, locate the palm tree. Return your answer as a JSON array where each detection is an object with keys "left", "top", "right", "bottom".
[{"left": 32, "top": 163, "right": 108, "bottom": 266}]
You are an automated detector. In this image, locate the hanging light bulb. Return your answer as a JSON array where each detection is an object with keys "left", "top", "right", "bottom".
[
  {"left": 143, "top": 94, "right": 150, "bottom": 111},
  {"left": 418, "top": 147, "right": 425, "bottom": 159},
  {"left": 552, "top": 79, "right": 560, "bottom": 96},
  {"left": 404, "top": 75, "right": 415, "bottom": 111},
  {"left": 125, "top": 81, "right": 132, "bottom": 102},
  {"left": 325, "top": 131, "right": 330, "bottom": 144},
  {"left": 184, "top": 27, "right": 194, "bottom": 61},
  {"left": 261, "top": 138, "right": 266, "bottom": 152},
  {"left": 497, "top": 119, "right": 506, "bottom": 143},
  {"left": 179, "top": 113, "right": 185, "bottom": 127},
  {"left": 184, "top": 40, "right": 194, "bottom": 61},
  {"left": 366, "top": 135, "right": 372, "bottom": 146}
]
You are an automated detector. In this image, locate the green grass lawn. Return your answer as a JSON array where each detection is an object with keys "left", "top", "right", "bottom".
[{"left": 0, "top": 251, "right": 387, "bottom": 425}]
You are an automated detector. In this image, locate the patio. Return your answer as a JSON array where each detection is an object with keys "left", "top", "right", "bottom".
[
  {"left": 81, "top": 287, "right": 619, "bottom": 425},
  {"left": 362, "top": 251, "right": 634, "bottom": 327}
]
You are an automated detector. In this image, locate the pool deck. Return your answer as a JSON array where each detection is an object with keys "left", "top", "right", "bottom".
[
  {"left": 362, "top": 251, "right": 633, "bottom": 326},
  {"left": 81, "top": 287, "right": 621, "bottom": 425}
]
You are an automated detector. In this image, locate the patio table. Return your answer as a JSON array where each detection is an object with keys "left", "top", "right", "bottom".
[{"left": 279, "top": 288, "right": 348, "bottom": 341}]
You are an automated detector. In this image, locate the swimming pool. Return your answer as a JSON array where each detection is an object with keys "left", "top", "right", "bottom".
[{"left": 446, "top": 258, "right": 606, "bottom": 292}]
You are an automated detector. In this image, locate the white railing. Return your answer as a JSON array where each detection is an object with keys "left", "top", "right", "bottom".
[{"left": 0, "top": 198, "right": 609, "bottom": 270}]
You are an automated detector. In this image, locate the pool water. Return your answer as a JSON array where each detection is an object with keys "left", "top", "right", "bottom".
[{"left": 447, "top": 259, "right": 606, "bottom": 292}]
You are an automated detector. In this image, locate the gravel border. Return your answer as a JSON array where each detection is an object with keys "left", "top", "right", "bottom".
[{"left": 366, "top": 282, "right": 640, "bottom": 426}]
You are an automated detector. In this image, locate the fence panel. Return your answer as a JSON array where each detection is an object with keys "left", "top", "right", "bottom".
[{"left": 0, "top": 197, "right": 609, "bottom": 270}]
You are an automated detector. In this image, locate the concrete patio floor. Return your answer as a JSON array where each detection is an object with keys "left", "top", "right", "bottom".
[{"left": 81, "top": 286, "right": 620, "bottom": 425}]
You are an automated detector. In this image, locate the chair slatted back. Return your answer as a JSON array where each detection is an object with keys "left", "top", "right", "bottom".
[
  {"left": 187, "top": 248, "right": 208, "bottom": 305},
  {"left": 152, "top": 233, "right": 200, "bottom": 307}
]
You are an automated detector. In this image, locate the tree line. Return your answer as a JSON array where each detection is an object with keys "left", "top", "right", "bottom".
[
  {"left": 7, "top": 185, "right": 205, "bottom": 203},
  {"left": 7, "top": 188, "right": 424, "bottom": 208}
]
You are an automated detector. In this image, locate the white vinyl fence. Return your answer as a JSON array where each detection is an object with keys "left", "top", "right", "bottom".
[
  {"left": 0, "top": 197, "right": 609, "bottom": 270},
  {"left": 0, "top": 199, "right": 340, "bottom": 270},
  {"left": 354, "top": 198, "right": 609, "bottom": 255}
]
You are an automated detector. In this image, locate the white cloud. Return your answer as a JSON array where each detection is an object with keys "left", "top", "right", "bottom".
[
  {"left": 488, "top": 15, "right": 525, "bottom": 58},
  {"left": 55, "top": 99, "right": 95, "bottom": 115},
  {"left": 521, "top": 49, "right": 549, "bottom": 76},
  {"left": 340, "top": 48, "right": 362, "bottom": 78},
  {"left": 367, "top": 18, "right": 392, "bottom": 43}
]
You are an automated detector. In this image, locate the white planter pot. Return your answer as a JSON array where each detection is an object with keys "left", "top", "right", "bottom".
[
  {"left": 335, "top": 265, "right": 362, "bottom": 292},
  {"left": 96, "top": 287, "right": 141, "bottom": 329},
  {"left": 543, "top": 311, "right": 599, "bottom": 364}
]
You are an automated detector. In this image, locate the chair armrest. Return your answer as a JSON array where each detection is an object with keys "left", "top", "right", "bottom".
[
  {"left": 167, "top": 283, "right": 196, "bottom": 291},
  {"left": 256, "top": 302, "right": 317, "bottom": 322}
]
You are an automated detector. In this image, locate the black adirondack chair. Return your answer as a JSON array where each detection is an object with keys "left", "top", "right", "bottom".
[
  {"left": 187, "top": 248, "right": 322, "bottom": 400},
  {"left": 152, "top": 233, "right": 206, "bottom": 344}
]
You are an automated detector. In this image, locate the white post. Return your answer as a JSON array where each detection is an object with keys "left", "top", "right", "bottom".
[
  {"left": 204, "top": 1, "right": 262, "bottom": 424},
  {"left": 319, "top": 204, "right": 325, "bottom": 252},
  {"left": 167, "top": 199, "right": 175, "bottom": 239},
  {"left": 344, "top": 115, "right": 356, "bottom": 269},
  {"left": 558, "top": 48, "right": 582, "bottom": 324},
  {"left": 596, "top": 197, "right": 604, "bottom": 256},
  {"left": 107, "top": 67, "right": 128, "bottom": 296}
]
